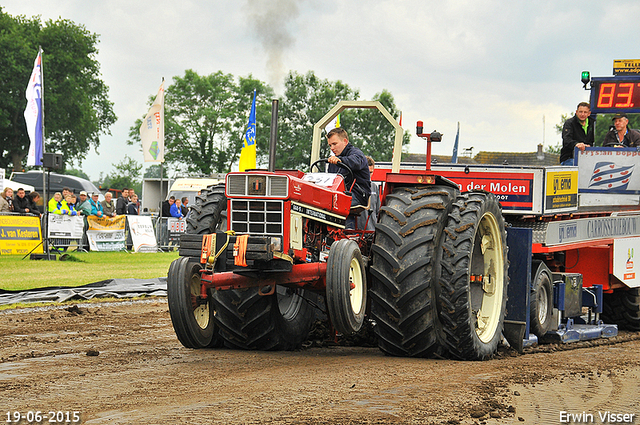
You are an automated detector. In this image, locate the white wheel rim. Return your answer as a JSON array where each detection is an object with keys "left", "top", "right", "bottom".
[
  {"left": 349, "top": 256, "right": 364, "bottom": 315},
  {"left": 190, "top": 270, "right": 210, "bottom": 329},
  {"left": 474, "top": 212, "right": 505, "bottom": 343},
  {"left": 538, "top": 279, "right": 549, "bottom": 324}
]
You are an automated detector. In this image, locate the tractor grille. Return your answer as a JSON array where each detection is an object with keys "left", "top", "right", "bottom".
[
  {"left": 230, "top": 200, "right": 284, "bottom": 237},
  {"left": 226, "top": 174, "right": 288, "bottom": 198}
]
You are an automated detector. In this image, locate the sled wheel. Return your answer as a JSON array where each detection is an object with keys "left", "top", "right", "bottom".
[
  {"left": 167, "top": 256, "right": 222, "bottom": 348},
  {"left": 439, "top": 191, "right": 509, "bottom": 360},
  {"left": 326, "top": 239, "right": 367, "bottom": 335},
  {"left": 370, "top": 185, "right": 456, "bottom": 357},
  {"left": 530, "top": 260, "right": 553, "bottom": 337},
  {"left": 603, "top": 287, "right": 640, "bottom": 331}
]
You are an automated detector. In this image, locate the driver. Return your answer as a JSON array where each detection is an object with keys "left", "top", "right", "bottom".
[{"left": 326, "top": 127, "right": 371, "bottom": 228}]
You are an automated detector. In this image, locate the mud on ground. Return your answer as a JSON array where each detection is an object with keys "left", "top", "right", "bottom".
[{"left": 1, "top": 299, "right": 639, "bottom": 424}]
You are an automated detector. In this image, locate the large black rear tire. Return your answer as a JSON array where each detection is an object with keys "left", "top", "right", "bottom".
[
  {"left": 213, "top": 286, "right": 315, "bottom": 350},
  {"left": 370, "top": 185, "right": 455, "bottom": 357},
  {"left": 167, "top": 256, "right": 222, "bottom": 348},
  {"left": 438, "top": 191, "right": 509, "bottom": 360},
  {"left": 602, "top": 287, "right": 640, "bottom": 331}
]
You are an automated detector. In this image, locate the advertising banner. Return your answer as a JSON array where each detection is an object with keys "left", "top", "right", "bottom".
[
  {"left": 48, "top": 215, "right": 84, "bottom": 239},
  {"left": 86, "top": 215, "right": 126, "bottom": 251},
  {"left": 0, "top": 215, "right": 42, "bottom": 255},
  {"left": 127, "top": 216, "right": 158, "bottom": 253},
  {"left": 577, "top": 147, "right": 640, "bottom": 194}
]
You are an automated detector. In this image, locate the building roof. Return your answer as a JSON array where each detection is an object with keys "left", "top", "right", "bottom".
[{"left": 401, "top": 145, "right": 559, "bottom": 166}]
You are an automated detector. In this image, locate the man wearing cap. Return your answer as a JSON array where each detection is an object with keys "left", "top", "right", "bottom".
[
  {"left": 76, "top": 191, "right": 92, "bottom": 216},
  {"left": 89, "top": 193, "right": 104, "bottom": 217},
  {"left": 603, "top": 112, "right": 640, "bottom": 148},
  {"left": 560, "top": 102, "right": 595, "bottom": 165}
]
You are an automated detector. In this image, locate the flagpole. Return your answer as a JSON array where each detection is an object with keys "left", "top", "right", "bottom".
[{"left": 38, "top": 47, "right": 50, "bottom": 258}]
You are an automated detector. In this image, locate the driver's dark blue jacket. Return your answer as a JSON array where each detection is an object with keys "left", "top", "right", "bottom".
[{"left": 328, "top": 143, "right": 371, "bottom": 206}]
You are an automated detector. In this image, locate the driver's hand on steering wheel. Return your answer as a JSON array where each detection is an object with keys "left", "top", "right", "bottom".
[{"left": 328, "top": 156, "right": 340, "bottom": 164}]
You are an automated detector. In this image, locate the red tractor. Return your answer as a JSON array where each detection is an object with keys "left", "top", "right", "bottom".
[{"left": 167, "top": 101, "right": 509, "bottom": 360}]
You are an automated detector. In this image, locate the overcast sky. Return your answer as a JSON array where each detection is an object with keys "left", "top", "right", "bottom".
[{"left": 3, "top": 0, "right": 639, "bottom": 181}]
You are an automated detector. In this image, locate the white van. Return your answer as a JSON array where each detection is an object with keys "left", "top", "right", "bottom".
[{"left": 168, "top": 176, "right": 225, "bottom": 208}]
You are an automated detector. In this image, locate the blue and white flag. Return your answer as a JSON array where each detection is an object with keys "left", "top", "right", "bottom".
[
  {"left": 238, "top": 90, "right": 257, "bottom": 172},
  {"left": 589, "top": 161, "right": 635, "bottom": 190},
  {"left": 451, "top": 122, "right": 460, "bottom": 164},
  {"left": 25, "top": 49, "right": 44, "bottom": 167}
]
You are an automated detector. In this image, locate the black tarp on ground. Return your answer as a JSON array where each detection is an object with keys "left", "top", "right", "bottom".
[{"left": 0, "top": 278, "right": 167, "bottom": 306}]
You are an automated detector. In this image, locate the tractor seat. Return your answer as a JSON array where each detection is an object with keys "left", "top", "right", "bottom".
[{"left": 350, "top": 197, "right": 371, "bottom": 216}]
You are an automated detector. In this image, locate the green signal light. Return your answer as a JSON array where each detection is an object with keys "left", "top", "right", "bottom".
[{"left": 581, "top": 71, "right": 591, "bottom": 85}]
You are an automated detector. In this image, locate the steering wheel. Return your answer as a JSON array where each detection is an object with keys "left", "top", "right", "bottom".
[{"left": 309, "top": 158, "right": 355, "bottom": 189}]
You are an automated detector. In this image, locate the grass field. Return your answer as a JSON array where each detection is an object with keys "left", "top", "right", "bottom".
[{"left": 0, "top": 251, "right": 179, "bottom": 292}]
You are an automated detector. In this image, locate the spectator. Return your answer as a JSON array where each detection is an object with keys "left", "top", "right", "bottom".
[
  {"left": 65, "top": 194, "right": 79, "bottom": 216},
  {"left": 102, "top": 192, "right": 116, "bottom": 217},
  {"left": 89, "top": 193, "right": 104, "bottom": 217},
  {"left": 62, "top": 187, "right": 72, "bottom": 199},
  {"left": 13, "top": 188, "right": 31, "bottom": 214},
  {"left": 27, "top": 191, "right": 42, "bottom": 216},
  {"left": 161, "top": 196, "right": 175, "bottom": 217},
  {"left": 127, "top": 194, "right": 140, "bottom": 215},
  {"left": 560, "top": 102, "right": 594, "bottom": 165},
  {"left": 180, "top": 197, "right": 189, "bottom": 217},
  {"left": 602, "top": 112, "right": 640, "bottom": 147},
  {"left": 170, "top": 198, "right": 184, "bottom": 218},
  {"left": 76, "top": 191, "right": 92, "bottom": 216},
  {"left": 0, "top": 187, "right": 13, "bottom": 212},
  {"left": 48, "top": 192, "right": 70, "bottom": 215},
  {"left": 116, "top": 188, "right": 129, "bottom": 215}
]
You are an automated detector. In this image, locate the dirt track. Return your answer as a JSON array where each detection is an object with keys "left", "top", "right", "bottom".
[{"left": 1, "top": 299, "right": 640, "bottom": 424}]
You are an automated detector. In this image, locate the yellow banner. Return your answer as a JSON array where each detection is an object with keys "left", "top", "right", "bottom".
[
  {"left": 87, "top": 215, "right": 126, "bottom": 231},
  {"left": 0, "top": 215, "right": 43, "bottom": 255}
]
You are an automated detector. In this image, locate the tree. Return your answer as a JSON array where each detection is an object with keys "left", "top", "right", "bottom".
[
  {"left": 144, "top": 164, "right": 168, "bottom": 179},
  {"left": 277, "top": 71, "right": 360, "bottom": 170},
  {"left": 64, "top": 167, "right": 90, "bottom": 181},
  {"left": 103, "top": 155, "right": 142, "bottom": 194},
  {"left": 0, "top": 8, "right": 116, "bottom": 172},
  {"left": 129, "top": 70, "right": 274, "bottom": 175},
  {"left": 277, "top": 71, "right": 408, "bottom": 170}
]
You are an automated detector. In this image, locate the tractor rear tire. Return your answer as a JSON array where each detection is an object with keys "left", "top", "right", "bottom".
[
  {"left": 213, "top": 286, "right": 315, "bottom": 350},
  {"left": 167, "top": 256, "right": 222, "bottom": 348},
  {"left": 602, "top": 288, "right": 640, "bottom": 331},
  {"left": 438, "top": 191, "right": 509, "bottom": 360},
  {"left": 326, "top": 239, "right": 367, "bottom": 335},
  {"left": 186, "top": 183, "right": 227, "bottom": 234},
  {"left": 529, "top": 260, "right": 554, "bottom": 337},
  {"left": 370, "top": 185, "right": 455, "bottom": 357}
]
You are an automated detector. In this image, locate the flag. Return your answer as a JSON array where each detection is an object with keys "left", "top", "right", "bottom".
[
  {"left": 452, "top": 122, "right": 460, "bottom": 164},
  {"left": 239, "top": 90, "right": 257, "bottom": 172},
  {"left": 25, "top": 49, "right": 44, "bottom": 167},
  {"left": 326, "top": 114, "right": 340, "bottom": 133},
  {"left": 140, "top": 81, "right": 165, "bottom": 163},
  {"left": 398, "top": 111, "right": 402, "bottom": 127},
  {"left": 588, "top": 161, "right": 635, "bottom": 190}
]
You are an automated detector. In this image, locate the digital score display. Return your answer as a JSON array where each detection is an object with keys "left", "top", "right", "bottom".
[{"left": 590, "top": 77, "right": 640, "bottom": 113}]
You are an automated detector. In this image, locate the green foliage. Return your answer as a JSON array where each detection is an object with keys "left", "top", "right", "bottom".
[
  {"left": 545, "top": 142, "right": 562, "bottom": 154},
  {"left": 594, "top": 114, "right": 640, "bottom": 146},
  {"left": 102, "top": 155, "right": 142, "bottom": 193},
  {"left": 64, "top": 167, "right": 90, "bottom": 180},
  {"left": 0, "top": 8, "right": 116, "bottom": 172},
  {"left": 128, "top": 70, "right": 274, "bottom": 175},
  {"left": 130, "top": 69, "right": 407, "bottom": 173},
  {"left": 144, "top": 164, "right": 168, "bottom": 178}
]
